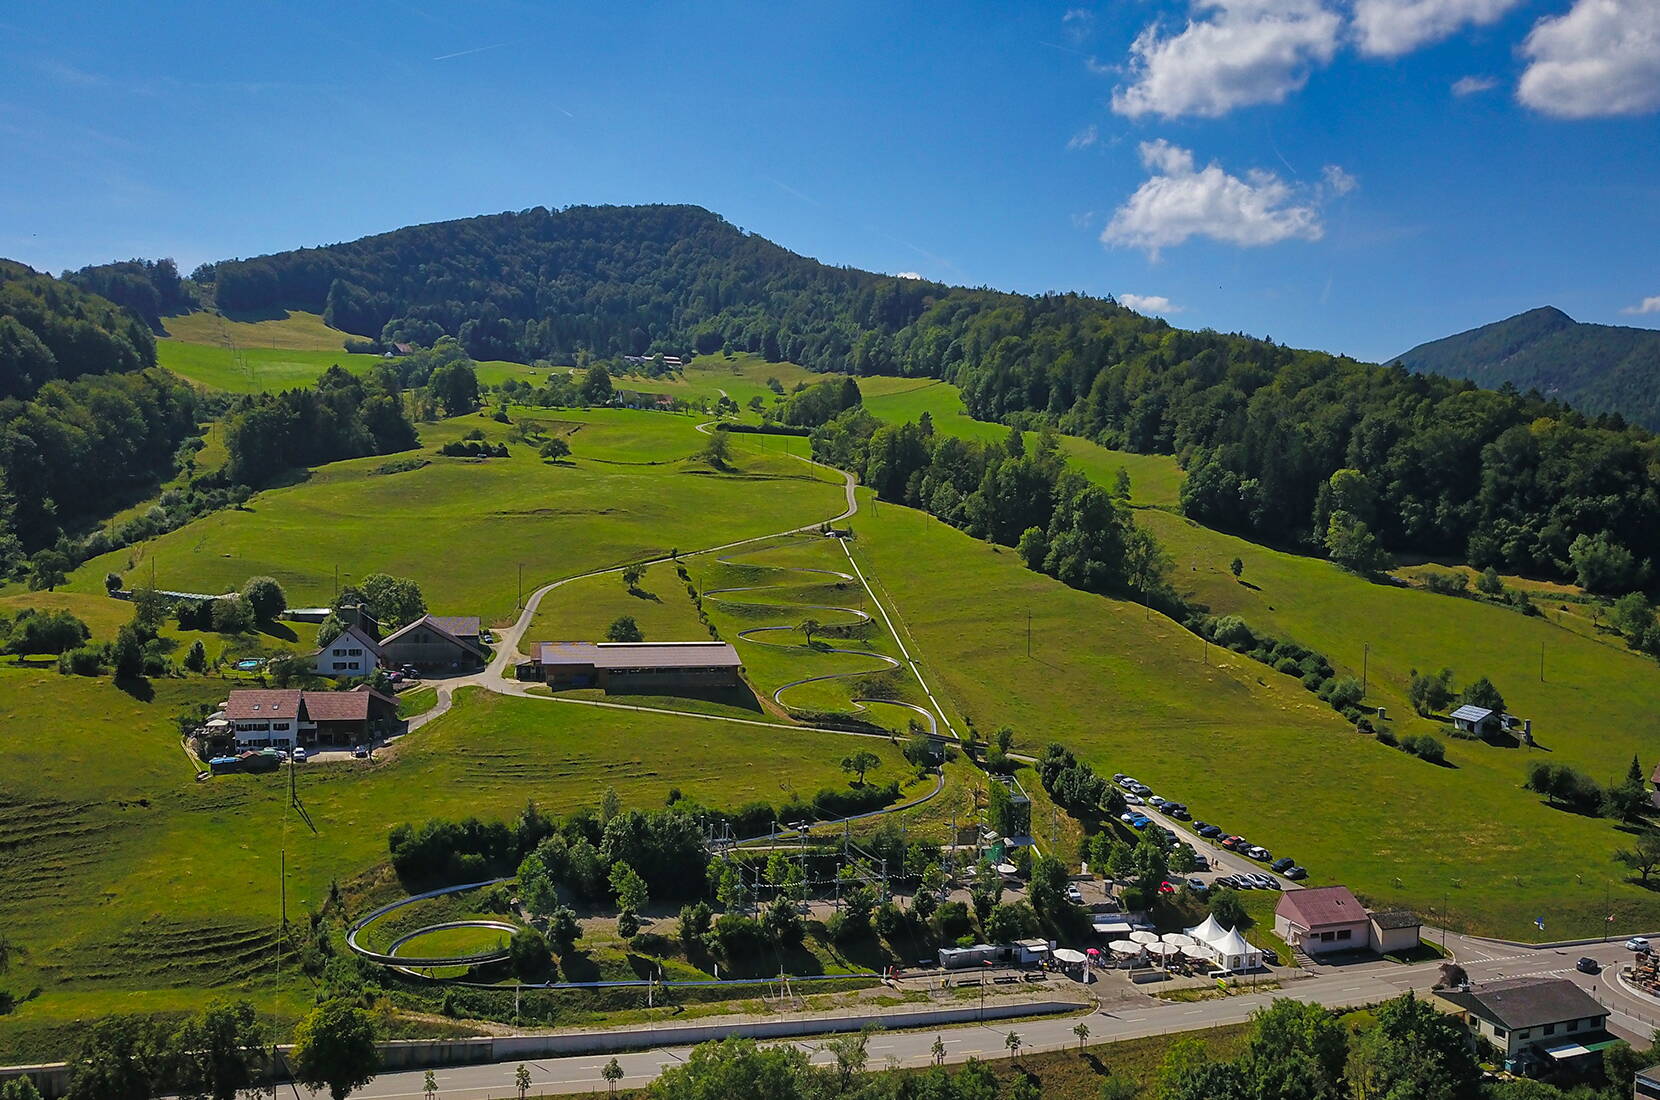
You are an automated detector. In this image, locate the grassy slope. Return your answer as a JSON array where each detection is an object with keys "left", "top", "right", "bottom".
[
  {"left": 861, "top": 378, "right": 1660, "bottom": 937},
  {"left": 0, "top": 684, "right": 904, "bottom": 1053},
  {"left": 60, "top": 410, "right": 845, "bottom": 626},
  {"left": 853, "top": 493, "right": 1660, "bottom": 938}
]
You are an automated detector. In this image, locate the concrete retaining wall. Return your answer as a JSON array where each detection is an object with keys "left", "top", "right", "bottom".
[{"left": 1, "top": 999, "right": 1085, "bottom": 1097}]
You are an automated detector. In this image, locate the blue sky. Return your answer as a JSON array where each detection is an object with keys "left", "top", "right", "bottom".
[{"left": 2, "top": 0, "right": 1657, "bottom": 361}]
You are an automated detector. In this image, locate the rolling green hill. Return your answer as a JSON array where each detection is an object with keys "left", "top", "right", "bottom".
[{"left": 1394, "top": 306, "right": 1660, "bottom": 430}]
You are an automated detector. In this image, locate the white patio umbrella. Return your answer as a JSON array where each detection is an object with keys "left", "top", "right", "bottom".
[
  {"left": 1129, "top": 930, "right": 1160, "bottom": 945},
  {"left": 1053, "top": 948, "right": 1089, "bottom": 964},
  {"left": 1109, "top": 939, "right": 1142, "bottom": 954},
  {"left": 1147, "top": 942, "right": 1181, "bottom": 957},
  {"left": 1161, "top": 932, "right": 1196, "bottom": 947},
  {"left": 1182, "top": 944, "right": 1212, "bottom": 961}
]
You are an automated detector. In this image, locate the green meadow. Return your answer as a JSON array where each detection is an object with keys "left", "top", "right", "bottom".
[
  {"left": 0, "top": 683, "right": 905, "bottom": 1057},
  {"left": 846, "top": 448, "right": 1660, "bottom": 939},
  {"left": 61, "top": 409, "right": 846, "bottom": 626}
]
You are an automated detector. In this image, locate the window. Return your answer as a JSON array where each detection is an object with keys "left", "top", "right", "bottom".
[
  {"left": 333, "top": 662, "right": 348, "bottom": 671},
  {"left": 1336, "top": 929, "right": 1352, "bottom": 941},
  {"left": 1319, "top": 931, "right": 1334, "bottom": 942},
  {"left": 348, "top": 648, "right": 362, "bottom": 656},
  {"left": 1516, "top": 1029, "right": 1530, "bottom": 1039},
  {"left": 1543, "top": 1024, "right": 1556, "bottom": 1036},
  {"left": 1566, "top": 1019, "right": 1578, "bottom": 1032},
  {"left": 333, "top": 648, "right": 346, "bottom": 656},
  {"left": 1493, "top": 1027, "right": 1507, "bottom": 1039}
]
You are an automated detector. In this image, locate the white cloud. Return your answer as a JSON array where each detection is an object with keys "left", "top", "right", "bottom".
[
  {"left": 1518, "top": 0, "right": 1660, "bottom": 118},
  {"left": 1351, "top": 0, "right": 1522, "bottom": 58},
  {"left": 1067, "top": 123, "right": 1100, "bottom": 150},
  {"left": 895, "top": 271, "right": 923, "bottom": 280},
  {"left": 1120, "top": 293, "right": 1185, "bottom": 314},
  {"left": 1110, "top": 0, "right": 1342, "bottom": 120},
  {"left": 1104, "top": 139, "right": 1327, "bottom": 256},
  {"left": 1071, "top": 210, "right": 1100, "bottom": 229},
  {"left": 1451, "top": 74, "right": 1499, "bottom": 95},
  {"left": 1064, "top": 8, "right": 1095, "bottom": 41},
  {"left": 1321, "top": 164, "right": 1359, "bottom": 195},
  {"left": 1623, "top": 295, "right": 1660, "bottom": 315}
]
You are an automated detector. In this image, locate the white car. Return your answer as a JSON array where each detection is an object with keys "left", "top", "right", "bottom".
[
  {"left": 1123, "top": 792, "right": 1143, "bottom": 806},
  {"left": 1627, "top": 937, "right": 1650, "bottom": 952},
  {"left": 1065, "top": 883, "right": 1084, "bottom": 903},
  {"left": 292, "top": 747, "right": 307, "bottom": 762}
]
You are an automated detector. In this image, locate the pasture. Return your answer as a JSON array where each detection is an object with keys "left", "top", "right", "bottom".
[
  {"left": 61, "top": 409, "right": 847, "bottom": 626},
  {"left": 852, "top": 493, "right": 1660, "bottom": 939},
  {"left": 0, "top": 682, "right": 907, "bottom": 1057}
]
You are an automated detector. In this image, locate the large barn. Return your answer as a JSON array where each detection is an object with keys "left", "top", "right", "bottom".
[{"left": 529, "top": 641, "right": 741, "bottom": 692}]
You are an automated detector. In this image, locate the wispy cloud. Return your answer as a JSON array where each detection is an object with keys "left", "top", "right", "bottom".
[
  {"left": 1451, "top": 74, "right": 1499, "bottom": 95},
  {"left": 1622, "top": 295, "right": 1660, "bottom": 315},
  {"left": 433, "top": 42, "right": 507, "bottom": 62},
  {"left": 1067, "top": 124, "right": 1100, "bottom": 150},
  {"left": 763, "top": 176, "right": 823, "bottom": 207}
]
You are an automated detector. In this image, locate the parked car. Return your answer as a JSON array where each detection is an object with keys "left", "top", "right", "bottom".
[
  {"left": 1627, "top": 937, "right": 1651, "bottom": 952},
  {"left": 1065, "top": 883, "right": 1084, "bottom": 904},
  {"left": 1576, "top": 957, "right": 1601, "bottom": 974},
  {"left": 1123, "top": 792, "right": 1143, "bottom": 806},
  {"left": 1167, "top": 807, "right": 1191, "bottom": 820},
  {"left": 292, "top": 747, "right": 307, "bottom": 762},
  {"left": 1157, "top": 880, "right": 1176, "bottom": 895},
  {"left": 1119, "top": 812, "right": 1136, "bottom": 824},
  {"left": 399, "top": 664, "right": 419, "bottom": 677},
  {"left": 1113, "top": 773, "right": 1127, "bottom": 783},
  {"left": 352, "top": 744, "right": 369, "bottom": 759},
  {"left": 1130, "top": 816, "right": 1152, "bottom": 829},
  {"left": 1271, "top": 857, "right": 1295, "bottom": 873},
  {"left": 1187, "top": 877, "right": 1208, "bottom": 892},
  {"left": 1195, "top": 823, "right": 1222, "bottom": 838},
  {"left": 1286, "top": 866, "right": 1308, "bottom": 880},
  {"left": 1246, "top": 846, "right": 1272, "bottom": 862},
  {"left": 1147, "top": 795, "right": 1167, "bottom": 808},
  {"left": 1221, "top": 836, "right": 1244, "bottom": 850},
  {"left": 1252, "top": 874, "right": 1281, "bottom": 890}
]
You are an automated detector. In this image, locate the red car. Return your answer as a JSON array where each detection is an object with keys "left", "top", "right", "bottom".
[
  {"left": 1158, "top": 880, "right": 1176, "bottom": 895},
  {"left": 1221, "top": 836, "right": 1244, "bottom": 850}
]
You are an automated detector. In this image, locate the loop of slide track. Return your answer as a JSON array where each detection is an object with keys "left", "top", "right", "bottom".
[
  {"left": 702, "top": 540, "right": 937, "bottom": 735},
  {"left": 347, "top": 878, "right": 521, "bottom": 973}
]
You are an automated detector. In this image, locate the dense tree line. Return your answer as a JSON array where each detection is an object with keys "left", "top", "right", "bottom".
[
  {"left": 220, "top": 365, "right": 416, "bottom": 485},
  {"left": 0, "top": 260, "right": 157, "bottom": 399},
  {"left": 0, "top": 368, "right": 199, "bottom": 562},
  {"left": 812, "top": 412, "right": 1171, "bottom": 601},
  {"left": 63, "top": 258, "right": 196, "bottom": 329}
]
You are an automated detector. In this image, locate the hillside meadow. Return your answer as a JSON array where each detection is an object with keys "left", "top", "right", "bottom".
[
  {"left": 59, "top": 409, "right": 847, "bottom": 625},
  {"left": 0, "top": 682, "right": 907, "bottom": 1057},
  {"left": 850, "top": 493, "right": 1660, "bottom": 940}
]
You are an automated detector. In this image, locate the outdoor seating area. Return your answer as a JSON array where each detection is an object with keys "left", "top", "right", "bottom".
[{"left": 1103, "top": 915, "right": 1264, "bottom": 975}]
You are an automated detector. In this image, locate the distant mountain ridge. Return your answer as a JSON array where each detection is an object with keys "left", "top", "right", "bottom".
[{"left": 1393, "top": 306, "right": 1660, "bottom": 430}]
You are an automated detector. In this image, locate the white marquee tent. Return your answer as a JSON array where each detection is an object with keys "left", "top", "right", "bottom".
[{"left": 1184, "top": 916, "right": 1264, "bottom": 972}]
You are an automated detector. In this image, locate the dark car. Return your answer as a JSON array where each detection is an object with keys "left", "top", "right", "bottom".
[
  {"left": 1285, "top": 865, "right": 1308, "bottom": 880},
  {"left": 1272, "top": 857, "right": 1295, "bottom": 873},
  {"left": 1167, "top": 807, "right": 1191, "bottom": 820},
  {"left": 1196, "top": 823, "right": 1222, "bottom": 838},
  {"left": 1576, "top": 956, "right": 1600, "bottom": 974}
]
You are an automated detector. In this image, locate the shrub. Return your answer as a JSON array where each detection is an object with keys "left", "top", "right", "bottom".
[
  {"left": 823, "top": 911, "right": 848, "bottom": 944},
  {"left": 712, "top": 913, "right": 766, "bottom": 958},
  {"left": 936, "top": 900, "right": 972, "bottom": 938},
  {"left": 1402, "top": 734, "right": 1446, "bottom": 763},
  {"left": 1376, "top": 727, "right": 1398, "bottom": 746},
  {"left": 1327, "top": 676, "right": 1365, "bottom": 710},
  {"left": 58, "top": 645, "right": 105, "bottom": 676},
  {"left": 874, "top": 901, "right": 905, "bottom": 940}
]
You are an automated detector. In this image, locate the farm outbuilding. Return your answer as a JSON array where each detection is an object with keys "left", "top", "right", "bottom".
[{"left": 531, "top": 641, "right": 741, "bottom": 691}]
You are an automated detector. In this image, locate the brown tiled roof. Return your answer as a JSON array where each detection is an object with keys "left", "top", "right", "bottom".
[
  {"left": 1276, "top": 885, "right": 1367, "bottom": 929},
  {"left": 225, "top": 690, "right": 304, "bottom": 721},
  {"left": 299, "top": 691, "right": 371, "bottom": 722}
]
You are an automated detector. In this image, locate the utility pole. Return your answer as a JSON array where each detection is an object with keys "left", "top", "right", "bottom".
[
  {"left": 1362, "top": 643, "right": 1369, "bottom": 697},
  {"left": 1025, "top": 610, "right": 1032, "bottom": 658}
]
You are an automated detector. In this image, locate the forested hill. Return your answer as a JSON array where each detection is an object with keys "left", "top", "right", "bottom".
[
  {"left": 0, "top": 259, "right": 158, "bottom": 399},
  {"left": 1393, "top": 306, "right": 1660, "bottom": 431},
  {"left": 161, "top": 205, "right": 1660, "bottom": 585}
]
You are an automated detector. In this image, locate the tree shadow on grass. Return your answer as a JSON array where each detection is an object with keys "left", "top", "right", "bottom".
[
  {"left": 258, "top": 620, "right": 298, "bottom": 643},
  {"left": 558, "top": 948, "right": 601, "bottom": 984},
  {"left": 627, "top": 587, "right": 663, "bottom": 604},
  {"left": 114, "top": 674, "right": 154, "bottom": 702}
]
